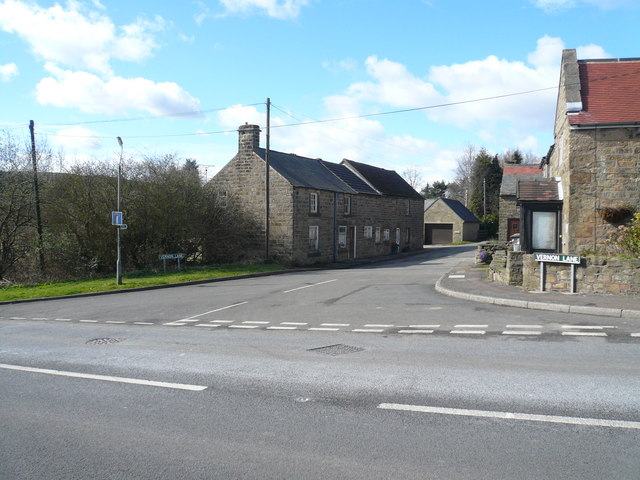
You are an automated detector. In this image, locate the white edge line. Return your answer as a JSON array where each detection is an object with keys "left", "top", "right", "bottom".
[
  {"left": 0, "top": 364, "right": 207, "bottom": 391},
  {"left": 377, "top": 403, "right": 640, "bottom": 430},
  {"left": 283, "top": 278, "right": 337, "bottom": 293}
]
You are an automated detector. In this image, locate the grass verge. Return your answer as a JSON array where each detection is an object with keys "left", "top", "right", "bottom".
[{"left": 0, "top": 263, "right": 285, "bottom": 302}]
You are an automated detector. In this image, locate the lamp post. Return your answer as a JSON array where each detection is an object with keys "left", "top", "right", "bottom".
[{"left": 116, "top": 136, "right": 123, "bottom": 285}]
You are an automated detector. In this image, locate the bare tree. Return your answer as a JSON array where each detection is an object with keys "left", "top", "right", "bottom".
[
  {"left": 401, "top": 167, "right": 424, "bottom": 191},
  {"left": 447, "top": 143, "right": 476, "bottom": 206}
]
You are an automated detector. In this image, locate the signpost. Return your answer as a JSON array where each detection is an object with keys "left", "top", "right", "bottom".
[
  {"left": 534, "top": 253, "right": 581, "bottom": 293},
  {"left": 159, "top": 253, "right": 185, "bottom": 272}
]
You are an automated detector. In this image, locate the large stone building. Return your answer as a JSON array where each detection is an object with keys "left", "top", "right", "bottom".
[
  {"left": 210, "top": 124, "right": 425, "bottom": 265},
  {"left": 520, "top": 49, "right": 640, "bottom": 254}
]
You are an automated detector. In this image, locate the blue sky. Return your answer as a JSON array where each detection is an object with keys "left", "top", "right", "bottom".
[{"left": 1, "top": 0, "right": 638, "bottom": 186}]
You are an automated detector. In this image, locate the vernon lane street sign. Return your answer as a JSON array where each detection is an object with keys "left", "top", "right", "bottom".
[{"left": 534, "top": 253, "right": 581, "bottom": 265}]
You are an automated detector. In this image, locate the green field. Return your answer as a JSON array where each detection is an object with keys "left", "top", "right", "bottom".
[{"left": 0, "top": 264, "right": 285, "bottom": 302}]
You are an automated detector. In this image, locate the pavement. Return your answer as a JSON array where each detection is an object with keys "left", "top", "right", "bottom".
[{"left": 436, "top": 260, "right": 640, "bottom": 319}]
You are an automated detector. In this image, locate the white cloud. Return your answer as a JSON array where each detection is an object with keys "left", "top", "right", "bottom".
[
  {"left": 0, "top": 0, "right": 164, "bottom": 76},
  {"left": 576, "top": 44, "right": 612, "bottom": 59},
  {"left": 532, "top": 0, "right": 633, "bottom": 11},
  {"left": 219, "top": 0, "right": 310, "bottom": 19},
  {"left": 0, "top": 62, "right": 18, "bottom": 82},
  {"left": 35, "top": 63, "right": 201, "bottom": 116},
  {"left": 51, "top": 126, "right": 102, "bottom": 151}
]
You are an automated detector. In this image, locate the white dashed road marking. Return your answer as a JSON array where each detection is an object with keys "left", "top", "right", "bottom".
[
  {"left": 0, "top": 363, "right": 207, "bottom": 391},
  {"left": 378, "top": 403, "right": 640, "bottom": 430}
]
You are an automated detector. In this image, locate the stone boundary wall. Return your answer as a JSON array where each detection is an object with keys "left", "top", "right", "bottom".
[
  {"left": 488, "top": 249, "right": 523, "bottom": 286},
  {"left": 485, "top": 243, "right": 640, "bottom": 295},
  {"left": 522, "top": 255, "right": 640, "bottom": 295}
]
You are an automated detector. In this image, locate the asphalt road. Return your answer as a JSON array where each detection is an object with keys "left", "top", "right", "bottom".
[{"left": 1, "top": 246, "right": 640, "bottom": 479}]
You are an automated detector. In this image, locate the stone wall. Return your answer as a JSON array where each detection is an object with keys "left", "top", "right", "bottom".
[
  {"left": 498, "top": 195, "right": 519, "bottom": 242},
  {"left": 522, "top": 255, "right": 640, "bottom": 295},
  {"left": 487, "top": 249, "right": 524, "bottom": 286}
]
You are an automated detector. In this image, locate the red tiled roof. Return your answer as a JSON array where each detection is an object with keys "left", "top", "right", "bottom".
[
  {"left": 503, "top": 165, "right": 542, "bottom": 176},
  {"left": 569, "top": 60, "right": 640, "bottom": 126},
  {"left": 517, "top": 180, "right": 560, "bottom": 202}
]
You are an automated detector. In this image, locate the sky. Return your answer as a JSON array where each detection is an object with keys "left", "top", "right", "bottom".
[{"left": 0, "top": 0, "right": 638, "bottom": 187}]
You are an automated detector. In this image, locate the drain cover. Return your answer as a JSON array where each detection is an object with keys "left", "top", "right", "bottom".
[
  {"left": 308, "top": 344, "right": 364, "bottom": 356},
  {"left": 86, "top": 338, "right": 123, "bottom": 345}
]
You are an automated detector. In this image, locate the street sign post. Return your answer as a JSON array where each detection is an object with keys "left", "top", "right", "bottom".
[
  {"left": 534, "top": 253, "right": 582, "bottom": 292},
  {"left": 111, "top": 211, "right": 123, "bottom": 226},
  {"left": 159, "top": 253, "right": 185, "bottom": 272}
]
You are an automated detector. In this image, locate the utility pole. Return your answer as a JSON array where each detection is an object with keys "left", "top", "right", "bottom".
[
  {"left": 265, "top": 98, "right": 270, "bottom": 262},
  {"left": 29, "top": 120, "right": 45, "bottom": 272},
  {"left": 483, "top": 178, "right": 486, "bottom": 218},
  {"left": 116, "top": 137, "right": 123, "bottom": 285}
]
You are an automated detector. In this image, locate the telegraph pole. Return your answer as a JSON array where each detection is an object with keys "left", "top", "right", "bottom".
[
  {"left": 265, "top": 98, "right": 271, "bottom": 262},
  {"left": 29, "top": 120, "right": 45, "bottom": 272}
]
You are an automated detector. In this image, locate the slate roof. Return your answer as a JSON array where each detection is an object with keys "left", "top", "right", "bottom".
[
  {"left": 342, "top": 159, "right": 424, "bottom": 200},
  {"left": 500, "top": 164, "right": 543, "bottom": 196},
  {"left": 424, "top": 198, "right": 480, "bottom": 223},
  {"left": 321, "top": 161, "right": 379, "bottom": 195},
  {"left": 255, "top": 148, "right": 355, "bottom": 193},
  {"left": 517, "top": 180, "right": 561, "bottom": 202},
  {"left": 569, "top": 59, "right": 640, "bottom": 126}
]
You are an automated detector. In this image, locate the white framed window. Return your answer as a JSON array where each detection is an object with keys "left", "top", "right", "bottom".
[
  {"left": 383, "top": 229, "right": 390, "bottom": 242},
  {"left": 364, "top": 226, "right": 373, "bottom": 239},
  {"left": 344, "top": 195, "right": 351, "bottom": 215},
  {"left": 309, "top": 225, "right": 319, "bottom": 251},
  {"left": 375, "top": 226, "right": 381, "bottom": 244},
  {"left": 338, "top": 226, "right": 347, "bottom": 248},
  {"left": 395, "top": 228, "right": 401, "bottom": 245},
  {"left": 405, "top": 200, "right": 411, "bottom": 216},
  {"left": 309, "top": 192, "right": 318, "bottom": 214}
]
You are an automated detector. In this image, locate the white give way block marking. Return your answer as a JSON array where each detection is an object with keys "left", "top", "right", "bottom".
[
  {"left": 0, "top": 363, "right": 207, "bottom": 391},
  {"left": 378, "top": 403, "right": 640, "bottom": 430}
]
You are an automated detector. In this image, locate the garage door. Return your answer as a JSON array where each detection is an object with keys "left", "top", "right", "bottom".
[{"left": 425, "top": 224, "right": 453, "bottom": 245}]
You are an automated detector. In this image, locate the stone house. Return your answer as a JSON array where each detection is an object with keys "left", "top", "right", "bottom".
[
  {"left": 520, "top": 49, "right": 640, "bottom": 254},
  {"left": 497, "top": 164, "right": 543, "bottom": 242},
  {"left": 210, "top": 124, "right": 425, "bottom": 265},
  {"left": 424, "top": 198, "right": 479, "bottom": 244}
]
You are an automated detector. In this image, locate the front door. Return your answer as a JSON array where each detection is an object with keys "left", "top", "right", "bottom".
[{"left": 507, "top": 218, "right": 520, "bottom": 240}]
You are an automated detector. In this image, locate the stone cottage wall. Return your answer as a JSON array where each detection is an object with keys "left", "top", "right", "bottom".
[
  {"left": 498, "top": 195, "right": 519, "bottom": 242},
  {"left": 291, "top": 191, "right": 424, "bottom": 265},
  {"left": 521, "top": 255, "right": 640, "bottom": 295},
  {"left": 210, "top": 151, "right": 294, "bottom": 262}
]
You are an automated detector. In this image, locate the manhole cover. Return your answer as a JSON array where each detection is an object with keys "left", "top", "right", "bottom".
[
  {"left": 308, "top": 344, "right": 364, "bottom": 356},
  {"left": 86, "top": 338, "right": 124, "bottom": 345}
]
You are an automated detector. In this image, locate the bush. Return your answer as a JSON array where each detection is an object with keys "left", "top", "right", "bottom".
[{"left": 604, "top": 213, "right": 640, "bottom": 257}]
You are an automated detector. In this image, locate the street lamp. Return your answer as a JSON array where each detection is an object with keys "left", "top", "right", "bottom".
[{"left": 116, "top": 136, "right": 123, "bottom": 285}]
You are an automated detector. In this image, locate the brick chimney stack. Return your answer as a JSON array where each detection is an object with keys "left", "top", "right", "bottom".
[{"left": 238, "top": 123, "right": 260, "bottom": 154}]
